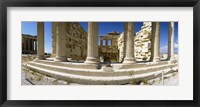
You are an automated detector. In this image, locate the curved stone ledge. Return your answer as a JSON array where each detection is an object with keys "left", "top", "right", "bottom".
[
  {"left": 25, "top": 60, "right": 178, "bottom": 85},
  {"left": 27, "top": 60, "right": 177, "bottom": 77}
]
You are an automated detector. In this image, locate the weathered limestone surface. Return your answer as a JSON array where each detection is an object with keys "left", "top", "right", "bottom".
[
  {"left": 51, "top": 22, "right": 58, "bottom": 57},
  {"left": 54, "top": 23, "right": 67, "bottom": 62},
  {"left": 118, "top": 22, "right": 152, "bottom": 62},
  {"left": 135, "top": 22, "right": 152, "bottom": 61},
  {"left": 84, "top": 22, "right": 100, "bottom": 64},
  {"left": 123, "top": 22, "right": 136, "bottom": 64},
  {"left": 35, "top": 22, "right": 45, "bottom": 60},
  {"left": 150, "top": 22, "right": 161, "bottom": 62},
  {"left": 168, "top": 22, "right": 176, "bottom": 62},
  {"left": 99, "top": 31, "right": 120, "bottom": 62},
  {"left": 118, "top": 32, "right": 125, "bottom": 62},
  {"left": 26, "top": 60, "right": 178, "bottom": 85},
  {"left": 51, "top": 22, "right": 87, "bottom": 61}
]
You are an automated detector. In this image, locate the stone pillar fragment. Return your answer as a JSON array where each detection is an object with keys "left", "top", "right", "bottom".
[
  {"left": 54, "top": 22, "right": 67, "bottom": 62},
  {"left": 150, "top": 22, "right": 160, "bottom": 62},
  {"left": 123, "top": 22, "right": 136, "bottom": 64},
  {"left": 168, "top": 22, "right": 176, "bottom": 61},
  {"left": 35, "top": 22, "right": 45, "bottom": 60},
  {"left": 84, "top": 22, "right": 100, "bottom": 64}
]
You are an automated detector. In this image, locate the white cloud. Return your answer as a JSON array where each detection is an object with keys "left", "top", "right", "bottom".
[
  {"left": 175, "top": 39, "right": 178, "bottom": 43},
  {"left": 174, "top": 43, "right": 178, "bottom": 48},
  {"left": 160, "top": 42, "right": 178, "bottom": 53},
  {"left": 160, "top": 45, "right": 168, "bottom": 53}
]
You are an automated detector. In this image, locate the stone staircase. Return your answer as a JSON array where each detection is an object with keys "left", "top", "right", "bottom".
[{"left": 25, "top": 60, "right": 178, "bottom": 85}]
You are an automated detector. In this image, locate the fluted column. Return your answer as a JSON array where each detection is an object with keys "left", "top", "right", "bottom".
[
  {"left": 84, "top": 22, "right": 100, "bottom": 64},
  {"left": 168, "top": 22, "right": 175, "bottom": 61},
  {"left": 123, "top": 22, "right": 136, "bottom": 64},
  {"left": 150, "top": 22, "right": 160, "bottom": 62},
  {"left": 35, "top": 22, "right": 45, "bottom": 60},
  {"left": 54, "top": 22, "right": 67, "bottom": 62},
  {"left": 51, "top": 22, "right": 58, "bottom": 57}
]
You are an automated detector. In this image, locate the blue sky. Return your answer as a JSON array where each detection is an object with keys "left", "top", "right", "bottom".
[{"left": 22, "top": 22, "right": 178, "bottom": 53}]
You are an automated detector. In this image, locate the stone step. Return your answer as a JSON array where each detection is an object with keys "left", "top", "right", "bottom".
[
  {"left": 26, "top": 64, "right": 178, "bottom": 85},
  {"left": 27, "top": 61, "right": 177, "bottom": 77},
  {"left": 112, "top": 61, "right": 169, "bottom": 69},
  {"left": 35, "top": 60, "right": 99, "bottom": 69}
]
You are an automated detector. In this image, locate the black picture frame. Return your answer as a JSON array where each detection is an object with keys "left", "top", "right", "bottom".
[{"left": 0, "top": 0, "right": 199, "bottom": 107}]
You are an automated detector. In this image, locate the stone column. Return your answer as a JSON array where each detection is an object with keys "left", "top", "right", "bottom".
[
  {"left": 168, "top": 22, "right": 176, "bottom": 61},
  {"left": 27, "top": 38, "right": 30, "bottom": 52},
  {"left": 150, "top": 22, "right": 160, "bottom": 62},
  {"left": 106, "top": 39, "right": 108, "bottom": 46},
  {"left": 24, "top": 38, "right": 27, "bottom": 53},
  {"left": 100, "top": 38, "right": 103, "bottom": 46},
  {"left": 54, "top": 22, "right": 67, "bottom": 62},
  {"left": 35, "top": 22, "right": 45, "bottom": 60},
  {"left": 29, "top": 38, "right": 32, "bottom": 52},
  {"left": 123, "top": 22, "right": 136, "bottom": 64},
  {"left": 51, "top": 22, "right": 58, "bottom": 57},
  {"left": 22, "top": 38, "right": 24, "bottom": 50},
  {"left": 31, "top": 39, "right": 34, "bottom": 52},
  {"left": 84, "top": 22, "right": 100, "bottom": 64},
  {"left": 35, "top": 40, "right": 37, "bottom": 53}
]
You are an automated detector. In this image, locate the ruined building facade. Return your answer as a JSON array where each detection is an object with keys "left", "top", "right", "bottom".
[
  {"left": 99, "top": 31, "right": 120, "bottom": 62},
  {"left": 22, "top": 34, "right": 37, "bottom": 54}
]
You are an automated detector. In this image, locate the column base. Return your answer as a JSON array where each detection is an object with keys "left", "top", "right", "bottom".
[
  {"left": 152, "top": 57, "right": 161, "bottom": 62},
  {"left": 50, "top": 54, "right": 56, "bottom": 58},
  {"left": 168, "top": 57, "right": 177, "bottom": 64},
  {"left": 123, "top": 57, "right": 136, "bottom": 64},
  {"left": 84, "top": 57, "right": 100, "bottom": 64},
  {"left": 34, "top": 55, "right": 46, "bottom": 61},
  {"left": 54, "top": 56, "right": 67, "bottom": 62}
]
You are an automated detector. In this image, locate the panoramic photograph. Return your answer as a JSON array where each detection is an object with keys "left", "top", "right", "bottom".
[{"left": 21, "top": 22, "right": 178, "bottom": 85}]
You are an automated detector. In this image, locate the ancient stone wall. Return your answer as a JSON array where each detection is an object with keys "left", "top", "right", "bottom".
[
  {"left": 118, "top": 32, "right": 125, "bottom": 62},
  {"left": 118, "top": 22, "right": 152, "bottom": 62},
  {"left": 134, "top": 22, "right": 152, "bottom": 61},
  {"left": 52, "top": 22, "right": 87, "bottom": 61}
]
